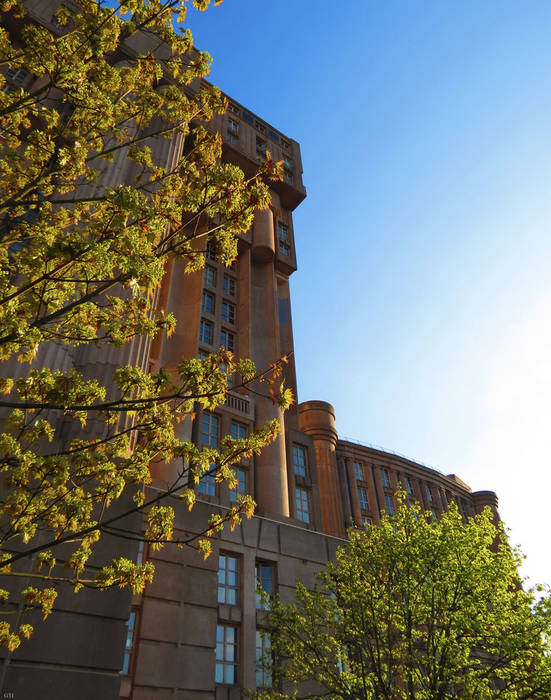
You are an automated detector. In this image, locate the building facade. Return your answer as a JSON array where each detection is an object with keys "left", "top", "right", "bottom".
[{"left": 0, "top": 7, "right": 499, "bottom": 697}]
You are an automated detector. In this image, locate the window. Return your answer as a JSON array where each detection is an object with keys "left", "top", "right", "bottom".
[
  {"left": 231, "top": 422, "right": 247, "bottom": 440},
  {"left": 254, "top": 120, "right": 266, "bottom": 134},
  {"left": 204, "top": 265, "right": 216, "bottom": 287},
  {"left": 242, "top": 110, "right": 254, "bottom": 124},
  {"left": 267, "top": 129, "right": 279, "bottom": 143},
  {"left": 380, "top": 467, "right": 391, "bottom": 488},
  {"left": 362, "top": 516, "right": 372, "bottom": 528},
  {"left": 281, "top": 138, "right": 291, "bottom": 151},
  {"left": 202, "top": 291, "right": 214, "bottom": 314},
  {"left": 353, "top": 462, "right": 364, "bottom": 481},
  {"left": 425, "top": 484, "right": 433, "bottom": 503},
  {"left": 255, "top": 630, "right": 272, "bottom": 688},
  {"left": 220, "top": 329, "right": 235, "bottom": 352},
  {"left": 283, "top": 156, "right": 293, "bottom": 171},
  {"left": 223, "top": 274, "right": 236, "bottom": 296},
  {"left": 218, "top": 554, "right": 238, "bottom": 605},
  {"left": 358, "top": 487, "right": 369, "bottom": 511},
  {"left": 384, "top": 494, "right": 395, "bottom": 515},
  {"left": 120, "top": 610, "right": 137, "bottom": 675},
  {"left": 256, "top": 136, "right": 266, "bottom": 157},
  {"left": 256, "top": 561, "right": 274, "bottom": 610},
  {"left": 197, "top": 349, "right": 209, "bottom": 360},
  {"left": 5, "top": 67, "right": 28, "bottom": 85},
  {"left": 279, "top": 241, "right": 290, "bottom": 256},
  {"left": 278, "top": 221, "right": 289, "bottom": 241},
  {"left": 227, "top": 118, "right": 238, "bottom": 136},
  {"left": 229, "top": 468, "right": 246, "bottom": 503},
  {"left": 215, "top": 624, "right": 237, "bottom": 684},
  {"left": 295, "top": 487, "right": 310, "bottom": 523},
  {"left": 206, "top": 239, "right": 217, "bottom": 260},
  {"left": 228, "top": 103, "right": 240, "bottom": 116},
  {"left": 201, "top": 413, "right": 219, "bottom": 447},
  {"left": 199, "top": 319, "right": 213, "bottom": 345},
  {"left": 221, "top": 300, "right": 235, "bottom": 324},
  {"left": 404, "top": 476, "right": 414, "bottom": 495},
  {"left": 198, "top": 470, "right": 216, "bottom": 497},
  {"left": 292, "top": 445, "right": 307, "bottom": 477}
]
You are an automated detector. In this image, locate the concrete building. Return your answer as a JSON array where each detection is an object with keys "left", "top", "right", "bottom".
[{"left": 0, "top": 6, "right": 499, "bottom": 697}]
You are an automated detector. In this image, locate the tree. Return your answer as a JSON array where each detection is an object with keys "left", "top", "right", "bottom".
[
  {"left": 257, "top": 498, "right": 551, "bottom": 699},
  {"left": 0, "top": 0, "right": 291, "bottom": 652}
]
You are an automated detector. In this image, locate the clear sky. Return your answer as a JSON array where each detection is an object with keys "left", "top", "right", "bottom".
[{"left": 188, "top": 0, "right": 551, "bottom": 586}]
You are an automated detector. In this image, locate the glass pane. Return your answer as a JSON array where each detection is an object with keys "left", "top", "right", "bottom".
[
  {"left": 218, "top": 589, "right": 225, "bottom": 604},
  {"left": 227, "top": 571, "right": 236, "bottom": 586},
  {"left": 225, "top": 645, "right": 234, "bottom": 662},
  {"left": 228, "top": 557, "right": 236, "bottom": 571},
  {"left": 225, "top": 626, "right": 234, "bottom": 642},
  {"left": 215, "top": 663, "right": 224, "bottom": 684},
  {"left": 227, "top": 589, "right": 236, "bottom": 605},
  {"left": 224, "top": 665, "right": 234, "bottom": 684},
  {"left": 216, "top": 625, "right": 224, "bottom": 642}
]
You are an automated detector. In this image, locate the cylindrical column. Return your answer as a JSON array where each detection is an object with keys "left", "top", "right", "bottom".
[
  {"left": 472, "top": 490, "right": 500, "bottom": 520},
  {"left": 298, "top": 401, "right": 344, "bottom": 537},
  {"left": 251, "top": 208, "right": 275, "bottom": 263}
]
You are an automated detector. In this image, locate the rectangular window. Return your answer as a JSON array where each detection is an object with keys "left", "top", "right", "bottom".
[
  {"left": 283, "top": 156, "right": 293, "bottom": 171},
  {"left": 404, "top": 476, "right": 414, "bottom": 495},
  {"left": 215, "top": 624, "right": 237, "bottom": 685},
  {"left": 281, "top": 138, "right": 291, "bottom": 151},
  {"left": 218, "top": 554, "right": 238, "bottom": 605},
  {"left": 353, "top": 462, "right": 364, "bottom": 481},
  {"left": 267, "top": 129, "right": 279, "bottom": 143},
  {"left": 227, "top": 118, "right": 239, "bottom": 136},
  {"left": 255, "top": 630, "right": 272, "bottom": 688},
  {"left": 229, "top": 468, "right": 247, "bottom": 503},
  {"left": 425, "top": 484, "right": 433, "bottom": 503},
  {"left": 295, "top": 487, "right": 310, "bottom": 523},
  {"left": 6, "top": 67, "right": 28, "bottom": 85},
  {"left": 358, "top": 487, "right": 369, "bottom": 511},
  {"left": 201, "top": 413, "right": 219, "bottom": 447},
  {"left": 384, "top": 493, "right": 395, "bottom": 515},
  {"left": 230, "top": 422, "right": 247, "bottom": 440},
  {"left": 206, "top": 239, "right": 217, "bottom": 260},
  {"left": 255, "top": 119, "right": 266, "bottom": 134},
  {"left": 380, "top": 467, "right": 391, "bottom": 488},
  {"left": 292, "top": 445, "right": 307, "bottom": 477},
  {"left": 198, "top": 470, "right": 216, "bottom": 497},
  {"left": 204, "top": 265, "right": 216, "bottom": 287},
  {"left": 120, "top": 610, "right": 137, "bottom": 675},
  {"left": 202, "top": 290, "right": 214, "bottom": 314},
  {"left": 220, "top": 329, "right": 235, "bottom": 352},
  {"left": 279, "top": 241, "right": 290, "bottom": 256},
  {"left": 277, "top": 221, "right": 289, "bottom": 241},
  {"left": 256, "top": 562, "right": 274, "bottom": 610},
  {"left": 221, "top": 300, "right": 235, "bottom": 324},
  {"left": 242, "top": 110, "right": 254, "bottom": 124},
  {"left": 199, "top": 319, "right": 213, "bottom": 345},
  {"left": 223, "top": 274, "right": 236, "bottom": 296},
  {"left": 256, "top": 136, "right": 266, "bottom": 156}
]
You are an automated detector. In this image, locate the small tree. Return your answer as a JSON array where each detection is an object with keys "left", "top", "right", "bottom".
[
  {"left": 0, "top": 0, "right": 290, "bottom": 651},
  {"left": 258, "top": 498, "right": 551, "bottom": 699}
]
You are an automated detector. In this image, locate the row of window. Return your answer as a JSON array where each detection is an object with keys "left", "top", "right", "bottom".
[
  {"left": 202, "top": 291, "right": 236, "bottom": 323},
  {"left": 227, "top": 103, "right": 291, "bottom": 152}
]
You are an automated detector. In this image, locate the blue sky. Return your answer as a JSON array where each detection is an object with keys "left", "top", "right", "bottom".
[{"left": 188, "top": 1, "right": 551, "bottom": 585}]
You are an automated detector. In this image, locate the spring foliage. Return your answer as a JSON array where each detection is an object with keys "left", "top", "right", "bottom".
[
  {"left": 257, "top": 498, "right": 551, "bottom": 699},
  {"left": 0, "top": 0, "right": 290, "bottom": 650}
]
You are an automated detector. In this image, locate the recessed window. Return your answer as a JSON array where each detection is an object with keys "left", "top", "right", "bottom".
[
  {"left": 222, "top": 300, "right": 235, "bottom": 324},
  {"left": 204, "top": 265, "right": 216, "bottom": 287},
  {"left": 384, "top": 494, "right": 395, "bottom": 515},
  {"left": 220, "top": 329, "right": 234, "bottom": 352},
  {"left": 218, "top": 554, "right": 238, "bottom": 605},
  {"left": 267, "top": 129, "right": 279, "bottom": 143},
  {"left": 199, "top": 319, "right": 213, "bottom": 345},
  {"left": 380, "top": 468, "right": 391, "bottom": 489},
  {"left": 215, "top": 624, "right": 237, "bottom": 685},
  {"left": 255, "top": 120, "right": 266, "bottom": 134},
  {"left": 201, "top": 413, "right": 219, "bottom": 447},
  {"left": 230, "top": 422, "right": 247, "bottom": 440},
  {"left": 256, "top": 136, "right": 266, "bottom": 157},
  {"left": 292, "top": 445, "right": 307, "bottom": 477},
  {"left": 281, "top": 138, "right": 291, "bottom": 151},
  {"left": 295, "top": 487, "right": 310, "bottom": 523},
  {"left": 277, "top": 221, "right": 289, "bottom": 241},
  {"left": 120, "top": 610, "right": 138, "bottom": 675},
  {"left": 358, "top": 487, "right": 369, "bottom": 511},
  {"left": 425, "top": 484, "right": 433, "bottom": 503},
  {"left": 228, "top": 103, "right": 240, "bottom": 116},
  {"left": 202, "top": 291, "right": 214, "bottom": 314},
  {"left": 223, "top": 274, "right": 236, "bottom": 296},
  {"left": 206, "top": 239, "right": 217, "bottom": 261},
  {"left": 5, "top": 67, "right": 28, "bottom": 85},
  {"left": 197, "top": 349, "right": 209, "bottom": 360},
  {"left": 242, "top": 110, "right": 254, "bottom": 124},
  {"left": 279, "top": 241, "right": 290, "bottom": 256},
  {"left": 198, "top": 470, "right": 216, "bottom": 497},
  {"left": 353, "top": 462, "right": 364, "bottom": 481},
  {"left": 283, "top": 156, "right": 293, "bottom": 171},
  {"left": 255, "top": 630, "right": 272, "bottom": 688},
  {"left": 256, "top": 561, "right": 275, "bottom": 610},
  {"left": 227, "top": 118, "right": 239, "bottom": 145},
  {"left": 229, "top": 468, "right": 247, "bottom": 503},
  {"left": 404, "top": 476, "right": 414, "bottom": 495}
]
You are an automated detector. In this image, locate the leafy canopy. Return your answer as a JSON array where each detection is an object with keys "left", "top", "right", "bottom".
[
  {"left": 257, "top": 498, "right": 551, "bottom": 699},
  {"left": 0, "top": 0, "right": 289, "bottom": 652}
]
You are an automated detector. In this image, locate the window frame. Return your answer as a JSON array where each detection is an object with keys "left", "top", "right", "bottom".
[
  {"left": 380, "top": 467, "right": 391, "bottom": 489},
  {"left": 292, "top": 445, "right": 307, "bottom": 478},
  {"left": 220, "top": 328, "right": 235, "bottom": 352},
  {"left": 353, "top": 461, "right": 364, "bottom": 481},
  {"left": 295, "top": 487, "right": 310, "bottom": 523},
  {"left": 201, "top": 290, "right": 215, "bottom": 314},
  {"left": 256, "top": 561, "right": 275, "bottom": 610},
  {"left": 221, "top": 300, "right": 236, "bottom": 324},
  {"left": 199, "top": 318, "right": 213, "bottom": 345},
  {"left": 204, "top": 265, "right": 216, "bottom": 287},
  {"left": 357, "top": 487, "right": 369, "bottom": 511},
  {"left": 218, "top": 553, "right": 239, "bottom": 606},
  {"left": 223, "top": 274, "right": 236, "bottom": 296},
  {"left": 201, "top": 413, "right": 219, "bottom": 447},
  {"left": 215, "top": 624, "right": 238, "bottom": 685}
]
